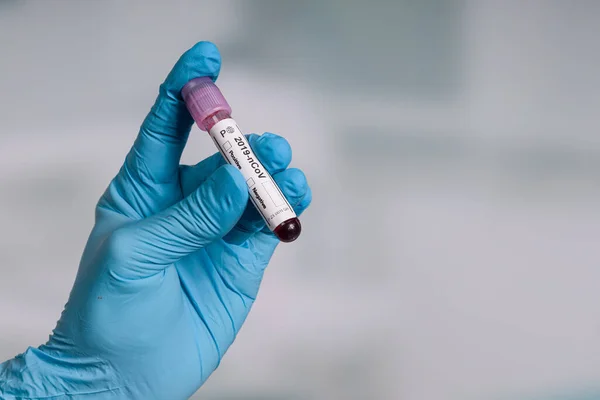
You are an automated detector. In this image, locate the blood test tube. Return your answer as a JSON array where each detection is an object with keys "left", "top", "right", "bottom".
[{"left": 181, "top": 77, "right": 302, "bottom": 243}]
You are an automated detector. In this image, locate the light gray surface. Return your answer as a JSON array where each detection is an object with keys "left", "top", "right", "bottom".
[{"left": 1, "top": 1, "right": 600, "bottom": 399}]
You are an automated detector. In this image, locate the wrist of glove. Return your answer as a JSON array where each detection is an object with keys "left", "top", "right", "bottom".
[{"left": 0, "top": 346, "right": 122, "bottom": 399}]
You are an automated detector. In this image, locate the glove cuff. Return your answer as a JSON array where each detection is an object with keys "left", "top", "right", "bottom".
[{"left": 0, "top": 346, "right": 124, "bottom": 399}]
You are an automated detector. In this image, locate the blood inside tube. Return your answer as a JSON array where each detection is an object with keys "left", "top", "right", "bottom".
[{"left": 274, "top": 218, "right": 302, "bottom": 242}]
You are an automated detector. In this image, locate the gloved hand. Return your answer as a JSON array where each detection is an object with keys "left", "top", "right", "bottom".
[{"left": 0, "top": 41, "right": 311, "bottom": 400}]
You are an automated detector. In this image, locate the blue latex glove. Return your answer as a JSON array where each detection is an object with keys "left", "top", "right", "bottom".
[{"left": 0, "top": 41, "right": 312, "bottom": 399}]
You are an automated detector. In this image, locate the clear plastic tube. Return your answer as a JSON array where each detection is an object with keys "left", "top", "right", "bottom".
[{"left": 182, "top": 77, "right": 301, "bottom": 243}]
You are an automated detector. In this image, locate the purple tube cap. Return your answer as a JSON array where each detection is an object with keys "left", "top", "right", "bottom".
[{"left": 182, "top": 77, "right": 231, "bottom": 124}]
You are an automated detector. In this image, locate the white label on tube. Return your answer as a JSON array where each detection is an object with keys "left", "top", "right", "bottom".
[{"left": 209, "top": 118, "right": 296, "bottom": 229}]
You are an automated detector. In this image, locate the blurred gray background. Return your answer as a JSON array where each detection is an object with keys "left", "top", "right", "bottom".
[{"left": 1, "top": 1, "right": 600, "bottom": 399}]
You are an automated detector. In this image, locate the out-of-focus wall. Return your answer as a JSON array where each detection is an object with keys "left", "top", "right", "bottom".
[{"left": 1, "top": 1, "right": 600, "bottom": 399}]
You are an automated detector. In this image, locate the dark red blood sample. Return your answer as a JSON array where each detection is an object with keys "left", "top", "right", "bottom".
[{"left": 274, "top": 217, "right": 302, "bottom": 243}]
